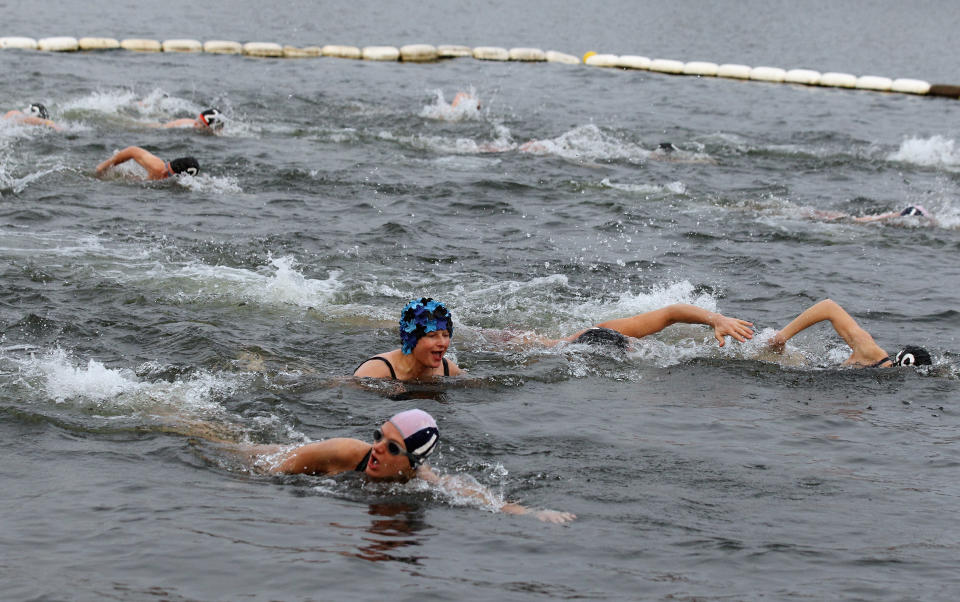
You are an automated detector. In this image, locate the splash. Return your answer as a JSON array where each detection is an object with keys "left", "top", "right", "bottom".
[
  {"left": 600, "top": 178, "right": 686, "bottom": 195},
  {"left": 419, "top": 88, "right": 482, "bottom": 122},
  {"left": 159, "top": 255, "right": 343, "bottom": 308},
  {"left": 13, "top": 348, "right": 239, "bottom": 415},
  {"left": 888, "top": 136, "right": 960, "bottom": 168},
  {"left": 175, "top": 173, "right": 243, "bottom": 194}
]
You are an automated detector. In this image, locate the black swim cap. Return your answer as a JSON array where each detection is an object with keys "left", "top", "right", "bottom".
[
  {"left": 27, "top": 103, "right": 49, "bottom": 120},
  {"left": 658, "top": 142, "right": 677, "bottom": 153},
  {"left": 169, "top": 157, "right": 200, "bottom": 176},
  {"left": 199, "top": 108, "right": 224, "bottom": 130},
  {"left": 573, "top": 327, "right": 629, "bottom": 350},
  {"left": 899, "top": 206, "right": 925, "bottom": 217},
  {"left": 894, "top": 346, "right": 932, "bottom": 367}
]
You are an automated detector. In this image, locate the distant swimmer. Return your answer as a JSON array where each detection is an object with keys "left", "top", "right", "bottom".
[
  {"left": 767, "top": 299, "right": 932, "bottom": 368},
  {"left": 451, "top": 91, "right": 480, "bottom": 110},
  {"left": 95, "top": 146, "right": 199, "bottom": 180},
  {"left": 813, "top": 204, "right": 932, "bottom": 224},
  {"left": 156, "top": 108, "right": 225, "bottom": 133},
  {"left": 2, "top": 103, "right": 61, "bottom": 130},
  {"left": 237, "top": 408, "right": 575, "bottom": 523},
  {"left": 353, "top": 297, "right": 753, "bottom": 381}
]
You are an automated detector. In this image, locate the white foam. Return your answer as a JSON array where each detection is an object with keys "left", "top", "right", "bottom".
[
  {"left": 888, "top": 136, "right": 960, "bottom": 168},
  {"left": 175, "top": 172, "right": 243, "bottom": 194},
  {"left": 600, "top": 178, "right": 686, "bottom": 195},
  {"left": 156, "top": 255, "right": 343, "bottom": 308},
  {"left": 517, "top": 124, "right": 652, "bottom": 162},
  {"left": 15, "top": 348, "right": 238, "bottom": 414}
]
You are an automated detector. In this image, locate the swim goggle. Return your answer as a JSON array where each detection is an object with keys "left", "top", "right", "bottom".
[{"left": 373, "top": 428, "right": 418, "bottom": 464}]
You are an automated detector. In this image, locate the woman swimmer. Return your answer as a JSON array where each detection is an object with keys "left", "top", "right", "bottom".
[
  {"left": 95, "top": 146, "right": 199, "bottom": 180},
  {"left": 353, "top": 297, "right": 754, "bottom": 381},
  {"left": 156, "top": 108, "right": 225, "bottom": 133},
  {"left": 240, "top": 408, "right": 575, "bottom": 523},
  {"left": 2, "top": 103, "right": 61, "bottom": 130},
  {"left": 812, "top": 204, "right": 931, "bottom": 224},
  {"left": 767, "top": 299, "right": 931, "bottom": 368}
]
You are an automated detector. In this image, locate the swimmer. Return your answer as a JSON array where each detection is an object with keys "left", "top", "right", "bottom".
[
  {"left": 2, "top": 103, "right": 61, "bottom": 130},
  {"left": 813, "top": 204, "right": 932, "bottom": 224},
  {"left": 767, "top": 299, "right": 932, "bottom": 368},
  {"left": 157, "top": 108, "right": 225, "bottom": 133},
  {"left": 95, "top": 146, "right": 199, "bottom": 180},
  {"left": 241, "top": 408, "right": 575, "bottom": 523},
  {"left": 354, "top": 298, "right": 754, "bottom": 380},
  {"left": 451, "top": 91, "right": 480, "bottom": 111}
]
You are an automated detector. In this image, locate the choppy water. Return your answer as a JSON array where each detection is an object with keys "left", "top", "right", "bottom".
[{"left": 3, "top": 1, "right": 960, "bottom": 600}]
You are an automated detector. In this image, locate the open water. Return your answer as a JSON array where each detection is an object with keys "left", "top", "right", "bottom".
[{"left": 2, "top": 1, "right": 960, "bottom": 600}]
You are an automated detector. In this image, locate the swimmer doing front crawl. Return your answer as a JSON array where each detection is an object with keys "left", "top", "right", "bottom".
[
  {"left": 2, "top": 103, "right": 61, "bottom": 130},
  {"left": 241, "top": 408, "right": 575, "bottom": 523},
  {"left": 95, "top": 146, "right": 199, "bottom": 180},
  {"left": 767, "top": 298, "right": 931, "bottom": 368},
  {"left": 155, "top": 107, "right": 225, "bottom": 133},
  {"left": 354, "top": 297, "right": 755, "bottom": 381}
]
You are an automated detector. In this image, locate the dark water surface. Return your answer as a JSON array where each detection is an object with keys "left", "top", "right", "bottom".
[{"left": 2, "top": 2, "right": 960, "bottom": 600}]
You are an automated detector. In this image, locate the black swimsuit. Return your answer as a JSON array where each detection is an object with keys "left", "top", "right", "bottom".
[
  {"left": 355, "top": 448, "right": 372, "bottom": 472},
  {"left": 356, "top": 356, "right": 450, "bottom": 379}
]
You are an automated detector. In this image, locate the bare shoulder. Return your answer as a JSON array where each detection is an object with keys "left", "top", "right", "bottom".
[
  {"left": 272, "top": 437, "right": 370, "bottom": 475},
  {"left": 354, "top": 350, "right": 401, "bottom": 378}
]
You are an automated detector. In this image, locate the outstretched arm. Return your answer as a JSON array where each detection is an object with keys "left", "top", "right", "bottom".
[
  {"left": 769, "top": 299, "right": 888, "bottom": 365},
  {"left": 96, "top": 146, "right": 167, "bottom": 179},
  {"left": 418, "top": 466, "right": 576, "bottom": 523},
  {"left": 592, "top": 303, "right": 754, "bottom": 347}
]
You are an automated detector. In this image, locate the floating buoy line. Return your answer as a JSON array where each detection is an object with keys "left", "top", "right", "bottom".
[{"left": 2, "top": 35, "right": 959, "bottom": 100}]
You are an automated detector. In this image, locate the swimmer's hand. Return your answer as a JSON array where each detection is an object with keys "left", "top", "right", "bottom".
[
  {"left": 767, "top": 331, "right": 787, "bottom": 353},
  {"left": 502, "top": 503, "right": 576, "bottom": 523},
  {"left": 712, "top": 315, "right": 754, "bottom": 347}
]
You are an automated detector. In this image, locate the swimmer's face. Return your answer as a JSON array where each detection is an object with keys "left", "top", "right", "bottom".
[
  {"left": 365, "top": 421, "right": 415, "bottom": 481},
  {"left": 411, "top": 329, "right": 450, "bottom": 369}
]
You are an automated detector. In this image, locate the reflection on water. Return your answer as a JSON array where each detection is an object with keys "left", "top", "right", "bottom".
[{"left": 334, "top": 503, "right": 429, "bottom": 564}]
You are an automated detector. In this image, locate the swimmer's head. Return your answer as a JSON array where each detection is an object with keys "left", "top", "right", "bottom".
[
  {"left": 386, "top": 408, "right": 439, "bottom": 467},
  {"left": 27, "top": 103, "right": 49, "bottom": 120},
  {"left": 169, "top": 157, "right": 200, "bottom": 176},
  {"left": 899, "top": 205, "right": 927, "bottom": 217},
  {"left": 573, "top": 327, "right": 629, "bottom": 350},
  {"left": 198, "top": 108, "right": 224, "bottom": 131},
  {"left": 658, "top": 142, "right": 677, "bottom": 153},
  {"left": 894, "top": 346, "right": 932, "bottom": 367},
  {"left": 399, "top": 297, "right": 453, "bottom": 354}
]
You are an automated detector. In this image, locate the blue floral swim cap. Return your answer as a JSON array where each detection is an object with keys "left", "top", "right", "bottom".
[{"left": 399, "top": 297, "right": 453, "bottom": 354}]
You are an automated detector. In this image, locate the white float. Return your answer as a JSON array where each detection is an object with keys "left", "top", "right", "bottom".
[
  {"left": 472, "top": 46, "right": 509, "bottom": 61},
  {"left": 362, "top": 46, "right": 400, "bottom": 61},
  {"left": 203, "top": 40, "right": 242, "bottom": 54},
  {"left": 0, "top": 37, "right": 38, "bottom": 50},
  {"left": 891, "top": 78, "right": 930, "bottom": 95},
  {"left": 162, "top": 39, "right": 202, "bottom": 53},
  {"left": 649, "top": 58, "right": 685, "bottom": 74},
  {"left": 784, "top": 69, "right": 821, "bottom": 85},
  {"left": 750, "top": 66, "right": 786, "bottom": 82},
  {"left": 509, "top": 47, "right": 546, "bottom": 61},
  {"left": 585, "top": 53, "right": 619, "bottom": 67},
  {"left": 683, "top": 61, "right": 719, "bottom": 76},
  {"left": 545, "top": 50, "right": 580, "bottom": 64},
  {"left": 281, "top": 46, "right": 313, "bottom": 58},
  {"left": 243, "top": 42, "right": 283, "bottom": 57},
  {"left": 38, "top": 37, "right": 79, "bottom": 52},
  {"left": 301, "top": 46, "right": 323, "bottom": 57},
  {"left": 437, "top": 45, "right": 472, "bottom": 58},
  {"left": 819, "top": 72, "right": 857, "bottom": 88},
  {"left": 856, "top": 75, "right": 893, "bottom": 91},
  {"left": 617, "top": 55, "right": 651, "bottom": 70},
  {"left": 717, "top": 64, "right": 752, "bottom": 79},
  {"left": 78, "top": 37, "right": 119, "bottom": 50},
  {"left": 322, "top": 45, "right": 361, "bottom": 59},
  {"left": 121, "top": 38, "right": 162, "bottom": 52},
  {"left": 400, "top": 44, "right": 438, "bottom": 62}
]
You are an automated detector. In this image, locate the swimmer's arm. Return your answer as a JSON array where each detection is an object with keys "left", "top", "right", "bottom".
[
  {"left": 161, "top": 118, "right": 198, "bottom": 128},
  {"left": 96, "top": 146, "right": 165, "bottom": 177},
  {"left": 18, "top": 116, "right": 62, "bottom": 130},
  {"left": 418, "top": 466, "right": 576, "bottom": 523},
  {"left": 271, "top": 438, "right": 369, "bottom": 475},
  {"left": 770, "top": 299, "right": 886, "bottom": 362},
  {"left": 853, "top": 211, "right": 899, "bottom": 223},
  {"left": 595, "top": 304, "right": 754, "bottom": 347}
]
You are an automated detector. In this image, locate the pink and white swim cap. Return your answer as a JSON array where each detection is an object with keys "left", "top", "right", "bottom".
[{"left": 388, "top": 409, "right": 439, "bottom": 465}]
